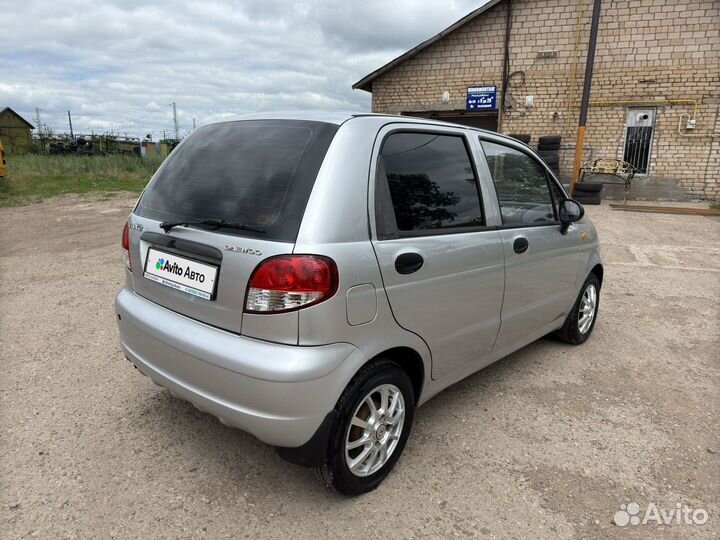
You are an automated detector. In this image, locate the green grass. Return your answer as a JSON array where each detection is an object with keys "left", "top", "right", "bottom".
[
  {"left": 711, "top": 203, "right": 720, "bottom": 211},
  {"left": 0, "top": 154, "right": 163, "bottom": 207}
]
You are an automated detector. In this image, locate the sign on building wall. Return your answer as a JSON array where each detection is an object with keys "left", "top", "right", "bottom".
[{"left": 466, "top": 85, "right": 497, "bottom": 111}]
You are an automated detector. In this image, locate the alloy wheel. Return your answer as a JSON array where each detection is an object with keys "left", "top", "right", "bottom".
[
  {"left": 344, "top": 384, "right": 405, "bottom": 477},
  {"left": 578, "top": 283, "right": 597, "bottom": 334}
]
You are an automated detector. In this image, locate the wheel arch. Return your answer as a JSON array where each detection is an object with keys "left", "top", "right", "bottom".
[
  {"left": 375, "top": 346, "right": 426, "bottom": 403},
  {"left": 276, "top": 346, "right": 425, "bottom": 469},
  {"left": 590, "top": 263, "right": 604, "bottom": 287}
]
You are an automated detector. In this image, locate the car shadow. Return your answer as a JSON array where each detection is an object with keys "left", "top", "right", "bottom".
[{"left": 129, "top": 334, "right": 567, "bottom": 502}]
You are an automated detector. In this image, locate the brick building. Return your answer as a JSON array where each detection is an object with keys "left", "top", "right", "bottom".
[{"left": 354, "top": 0, "right": 720, "bottom": 201}]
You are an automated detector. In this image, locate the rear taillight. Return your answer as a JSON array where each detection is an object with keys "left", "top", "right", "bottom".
[
  {"left": 245, "top": 255, "right": 338, "bottom": 313},
  {"left": 121, "top": 221, "right": 131, "bottom": 270}
]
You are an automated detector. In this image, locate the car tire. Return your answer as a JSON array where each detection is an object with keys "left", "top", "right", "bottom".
[
  {"left": 537, "top": 143, "right": 561, "bottom": 152},
  {"left": 574, "top": 194, "right": 602, "bottom": 205},
  {"left": 317, "top": 360, "right": 415, "bottom": 495},
  {"left": 538, "top": 135, "right": 561, "bottom": 146},
  {"left": 574, "top": 182, "right": 603, "bottom": 193},
  {"left": 555, "top": 273, "right": 600, "bottom": 345},
  {"left": 509, "top": 133, "right": 531, "bottom": 144}
]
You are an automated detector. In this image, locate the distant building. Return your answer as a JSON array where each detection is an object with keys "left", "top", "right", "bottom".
[
  {"left": 354, "top": 0, "right": 720, "bottom": 201},
  {"left": 0, "top": 107, "right": 34, "bottom": 154}
]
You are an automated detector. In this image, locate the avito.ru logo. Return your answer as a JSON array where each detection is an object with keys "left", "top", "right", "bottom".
[
  {"left": 154, "top": 257, "right": 206, "bottom": 284},
  {"left": 614, "top": 502, "right": 709, "bottom": 527},
  {"left": 155, "top": 257, "right": 183, "bottom": 276}
]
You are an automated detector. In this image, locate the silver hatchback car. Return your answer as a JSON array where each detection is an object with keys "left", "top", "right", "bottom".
[{"left": 116, "top": 112, "right": 602, "bottom": 494}]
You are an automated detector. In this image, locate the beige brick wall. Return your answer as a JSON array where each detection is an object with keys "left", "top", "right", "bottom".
[{"left": 369, "top": 0, "right": 720, "bottom": 200}]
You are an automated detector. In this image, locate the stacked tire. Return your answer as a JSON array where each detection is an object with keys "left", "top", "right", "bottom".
[
  {"left": 537, "top": 135, "right": 561, "bottom": 177},
  {"left": 509, "top": 134, "right": 531, "bottom": 145},
  {"left": 573, "top": 182, "right": 603, "bottom": 205}
]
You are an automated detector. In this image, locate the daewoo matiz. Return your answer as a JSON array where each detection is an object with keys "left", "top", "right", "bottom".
[{"left": 116, "top": 112, "right": 602, "bottom": 494}]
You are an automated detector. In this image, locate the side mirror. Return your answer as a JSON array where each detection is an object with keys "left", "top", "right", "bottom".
[{"left": 559, "top": 199, "right": 584, "bottom": 235}]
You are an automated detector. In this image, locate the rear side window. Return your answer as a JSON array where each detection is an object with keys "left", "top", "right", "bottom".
[
  {"left": 480, "top": 140, "right": 557, "bottom": 226},
  {"left": 135, "top": 120, "right": 338, "bottom": 242},
  {"left": 376, "top": 132, "right": 484, "bottom": 238}
]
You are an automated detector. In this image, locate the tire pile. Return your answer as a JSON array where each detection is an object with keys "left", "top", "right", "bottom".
[
  {"left": 536, "top": 135, "right": 561, "bottom": 177},
  {"left": 508, "top": 133, "right": 603, "bottom": 204},
  {"left": 509, "top": 133, "right": 531, "bottom": 145},
  {"left": 49, "top": 137, "right": 97, "bottom": 155},
  {"left": 572, "top": 181, "right": 603, "bottom": 205}
]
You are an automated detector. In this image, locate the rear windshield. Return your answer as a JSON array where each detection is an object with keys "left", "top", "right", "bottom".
[{"left": 135, "top": 120, "right": 338, "bottom": 242}]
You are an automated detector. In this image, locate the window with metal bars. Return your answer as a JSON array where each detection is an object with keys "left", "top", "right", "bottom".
[{"left": 623, "top": 109, "right": 655, "bottom": 174}]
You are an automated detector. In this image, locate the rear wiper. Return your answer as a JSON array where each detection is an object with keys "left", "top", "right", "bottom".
[{"left": 160, "top": 218, "right": 265, "bottom": 234}]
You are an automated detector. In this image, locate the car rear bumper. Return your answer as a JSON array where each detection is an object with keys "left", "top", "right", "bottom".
[{"left": 115, "top": 288, "right": 366, "bottom": 447}]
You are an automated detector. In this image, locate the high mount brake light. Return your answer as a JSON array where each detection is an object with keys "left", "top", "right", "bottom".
[{"left": 245, "top": 255, "right": 338, "bottom": 313}]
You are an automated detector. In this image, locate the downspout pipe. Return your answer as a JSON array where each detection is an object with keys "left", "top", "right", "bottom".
[
  {"left": 570, "top": 0, "right": 602, "bottom": 194},
  {"left": 498, "top": 0, "right": 512, "bottom": 132}
]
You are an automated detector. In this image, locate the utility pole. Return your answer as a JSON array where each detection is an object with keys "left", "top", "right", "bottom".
[
  {"left": 35, "top": 108, "right": 44, "bottom": 149},
  {"left": 192, "top": 117, "right": 196, "bottom": 130},
  {"left": 172, "top": 102, "right": 179, "bottom": 140},
  {"left": 570, "top": 0, "right": 602, "bottom": 195},
  {"left": 67, "top": 110, "right": 75, "bottom": 140}
]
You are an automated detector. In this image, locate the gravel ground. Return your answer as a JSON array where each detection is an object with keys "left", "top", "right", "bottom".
[{"left": 1, "top": 194, "right": 718, "bottom": 539}]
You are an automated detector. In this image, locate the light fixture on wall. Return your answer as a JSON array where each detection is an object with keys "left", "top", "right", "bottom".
[
  {"left": 442, "top": 91, "right": 450, "bottom": 104},
  {"left": 525, "top": 96, "right": 535, "bottom": 108}
]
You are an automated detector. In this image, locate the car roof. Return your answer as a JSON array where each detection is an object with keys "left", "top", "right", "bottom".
[
  {"left": 215, "top": 110, "right": 357, "bottom": 125},
  {"left": 205, "top": 110, "right": 501, "bottom": 136}
]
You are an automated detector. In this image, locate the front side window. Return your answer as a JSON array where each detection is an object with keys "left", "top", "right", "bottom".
[
  {"left": 377, "top": 132, "right": 483, "bottom": 237},
  {"left": 480, "top": 140, "right": 556, "bottom": 226}
]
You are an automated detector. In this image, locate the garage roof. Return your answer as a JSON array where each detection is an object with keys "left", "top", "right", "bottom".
[
  {"left": 0, "top": 107, "right": 35, "bottom": 129},
  {"left": 352, "top": 0, "right": 505, "bottom": 92}
]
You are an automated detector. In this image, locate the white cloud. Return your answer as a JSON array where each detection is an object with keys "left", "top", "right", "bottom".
[{"left": 2, "top": 0, "right": 488, "bottom": 138}]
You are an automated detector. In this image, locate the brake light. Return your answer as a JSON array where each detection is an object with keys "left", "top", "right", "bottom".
[
  {"left": 122, "top": 221, "right": 131, "bottom": 270},
  {"left": 245, "top": 255, "right": 338, "bottom": 313}
]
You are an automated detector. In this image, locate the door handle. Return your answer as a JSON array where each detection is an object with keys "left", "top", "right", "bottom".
[
  {"left": 513, "top": 237, "right": 529, "bottom": 254},
  {"left": 394, "top": 252, "right": 424, "bottom": 274}
]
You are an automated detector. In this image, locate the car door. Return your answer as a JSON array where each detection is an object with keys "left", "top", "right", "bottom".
[
  {"left": 478, "top": 138, "right": 584, "bottom": 351},
  {"left": 371, "top": 125, "right": 505, "bottom": 380}
]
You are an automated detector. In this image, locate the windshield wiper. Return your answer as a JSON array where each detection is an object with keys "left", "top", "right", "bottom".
[{"left": 160, "top": 218, "right": 265, "bottom": 234}]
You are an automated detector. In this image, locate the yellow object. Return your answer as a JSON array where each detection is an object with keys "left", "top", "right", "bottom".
[
  {"left": 0, "top": 140, "right": 7, "bottom": 178},
  {"left": 565, "top": 0, "right": 584, "bottom": 131},
  {"left": 570, "top": 125, "right": 586, "bottom": 192},
  {"left": 572, "top": 99, "right": 699, "bottom": 117},
  {"left": 677, "top": 112, "right": 720, "bottom": 138},
  {"left": 592, "top": 99, "right": 698, "bottom": 117}
]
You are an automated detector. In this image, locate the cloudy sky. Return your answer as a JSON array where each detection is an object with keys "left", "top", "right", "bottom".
[{"left": 2, "top": 0, "right": 488, "bottom": 139}]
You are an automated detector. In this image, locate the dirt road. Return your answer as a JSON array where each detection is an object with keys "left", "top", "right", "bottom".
[{"left": 1, "top": 194, "right": 718, "bottom": 539}]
